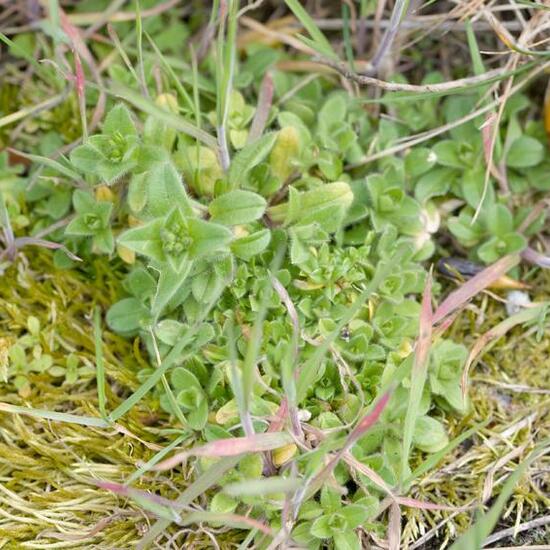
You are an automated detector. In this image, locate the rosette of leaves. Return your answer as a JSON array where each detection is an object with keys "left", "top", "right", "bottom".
[
  {"left": 429, "top": 339, "right": 469, "bottom": 414},
  {"left": 65, "top": 190, "right": 114, "bottom": 254},
  {"left": 70, "top": 104, "right": 139, "bottom": 184},
  {"left": 448, "top": 202, "right": 537, "bottom": 263},
  {"left": 291, "top": 486, "right": 377, "bottom": 550}
]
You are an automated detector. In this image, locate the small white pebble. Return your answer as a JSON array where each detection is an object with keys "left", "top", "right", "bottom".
[{"left": 505, "top": 290, "right": 531, "bottom": 316}]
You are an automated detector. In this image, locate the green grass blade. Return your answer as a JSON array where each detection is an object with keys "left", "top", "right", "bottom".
[
  {"left": 284, "top": 0, "right": 338, "bottom": 59},
  {"left": 342, "top": 3, "right": 355, "bottom": 72},
  {"left": 517, "top": 0, "right": 550, "bottom": 10},
  {"left": 0, "top": 32, "right": 54, "bottom": 84},
  {"left": 223, "top": 477, "right": 300, "bottom": 497},
  {"left": 6, "top": 149, "right": 80, "bottom": 180},
  {"left": 145, "top": 32, "right": 195, "bottom": 114},
  {"left": 107, "top": 23, "right": 140, "bottom": 86},
  {"left": 93, "top": 306, "right": 108, "bottom": 419},
  {"left": 466, "top": 20, "right": 485, "bottom": 77},
  {"left": 241, "top": 245, "right": 286, "bottom": 423},
  {"left": 0, "top": 402, "right": 109, "bottom": 427},
  {"left": 135, "top": 0, "right": 148, "bottom": 98},
  {"left": 401, "top": 273, "right": 433, "bottom": 482}
]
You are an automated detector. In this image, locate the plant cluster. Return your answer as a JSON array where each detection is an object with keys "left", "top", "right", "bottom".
[{"left": 1, "top": 17, "right": 548, "bottom": 548}]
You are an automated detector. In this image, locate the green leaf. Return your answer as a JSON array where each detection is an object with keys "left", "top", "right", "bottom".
[
  {"left": 477, "top": 233, "right": 527, "bottom": 263},
  {"left": 172, "top": 367, "right": 203, "bottom": 392},
  {"left": 124, "top": 267, "right": 156, "bottom": 300},
  {"left": 94, "top": 228, "right": 115, "bottom": 254},
  {"left": 333, "top": 531, "right": 361, "bottom": 550},
  {"left": 65, "top": 215, "right": 93, "bottom": 236},
  {"left": 320, "top": 486, "right": 341, "bottom": 512},
  {"left": 72, "top": 189, "right": 97, "bottom": 214},
  {"left": 191, "top": 265, "right": 224, "bottom": 303},
  {"left": 128, "top": 173, "right": 148, "bottom": 213},
  {"left": 209, "top": 190, "right": 267, "bottom": 225},
  {"left": 413, "top": 415, "right": 449, "bottom": 453},
  {"left": 152, "top": 262, "right": 192, "bottom": 317},
  {"left": 117, "top": 219, "right": 165, "bottom": 263},
  {"left": 415, "top": 168, "right": 453, "bottom": 203},
  {"left": 187, "top": 218, "right": 233, "bottom": 258},
  {"left": 461, "top": 168, "right": 493, "bottom": 209},
  {"left": 317, "top": 150, "right": 343, "bottom": 180},
  {"left": 506, "top": 135, "right": 544, "bottom": 168},
  {"left": 223, "top": 477, "right": 299, "bottom": 497},
  {"left": 231, "top": 229, "right": 271, "bottom": 260},
  {"left": 210, "top": 492, "right": 238, "bottom": 514},
  {"left": 96, "top": 158, "right": 135, "bottom": 184},
  {"left": 143, "top": 162, "right": 193, "bottom": 219},
  {"left": 486, "top": 204, "right": 514, "bottom": 237},
  {"left": 339, "top": 505, "right": 369, "bottom": 529},
  {"left": 433, "top": 140, "right": 462, "bottom": 168},
  {"left": 310, "top": 515, "right": 332, "bottom": 539},
  {"left": 70, "top": 143, "right": 104, "bottom": 174},
  {"left": 106, "top": 298, "right": 151, "bottom": 334},
  {"left": 103, "top": 103, "right": 137, "bottom": 137},
  {"left": 155, "top": 319, "right": 185, "bottom": 346},
  {"left": 298, "top": 181, "right": 354, "bottom": 232},
  {"left": 405, "top": 148, "right": 437, "bottom": 178},
  {"left": 228, "top": 132, "right": 277, "bottom": 189},
  {"left": 185, "top": 398, "right": 208, "bottom": 430}
]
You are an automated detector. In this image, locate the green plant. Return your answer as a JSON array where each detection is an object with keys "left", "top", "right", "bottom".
[{"left": 2, "top": 6, "right": 548, "bottom": 546}]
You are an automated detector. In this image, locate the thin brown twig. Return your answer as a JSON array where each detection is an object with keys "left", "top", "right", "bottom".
[
  {"left": 483, "top": 514, "right": 550, "bottom": 546},
  {"left": 313, "top": 55, "right": 511, "bottom": 93}
]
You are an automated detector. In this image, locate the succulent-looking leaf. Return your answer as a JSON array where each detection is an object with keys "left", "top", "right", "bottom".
[
  {"left": 228, "top": 132, "right": 277, "bottom": 189},
  {"left": 209, "top": 190, "right": 267, "bottom": 225}
]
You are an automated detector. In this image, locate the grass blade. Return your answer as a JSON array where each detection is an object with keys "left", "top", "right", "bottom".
[
  {"left": 433, "top": 254, "right": 520, "bottom": 325},
  {"left": 0, "top": 402, "right": 109, "bottom": 427},
  {"left": 305, "top": 390, "right": 392, "bottom": 499},
  {"left": 401, "top": 272, "right": 433, "bottom": 483},
  {"left": 284, "top": 0, "right": 337, "bottom": 59},
  {"left": 223, "top": 477, "right": 300, "bottom": 497},
  {"left": 6, "top": 149, "right": 80, "bottom": 180},
  {"left": 108, "top": 278, "right": 230, "bottom": 422},
  {"left": 180, "top": 511, "right": 273, "bottom": 535},
  {"left": 241, "top": 244, "right": 286, "bottom": 432},
  {"left": 155, "top": 432, "right": 293, "bottom": 471},
  {"left": 145, "top": 32, "right": 195, "bottom": 115},
  {"left": 93, "top": 306, "right": 107, "bottom": 419}
]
